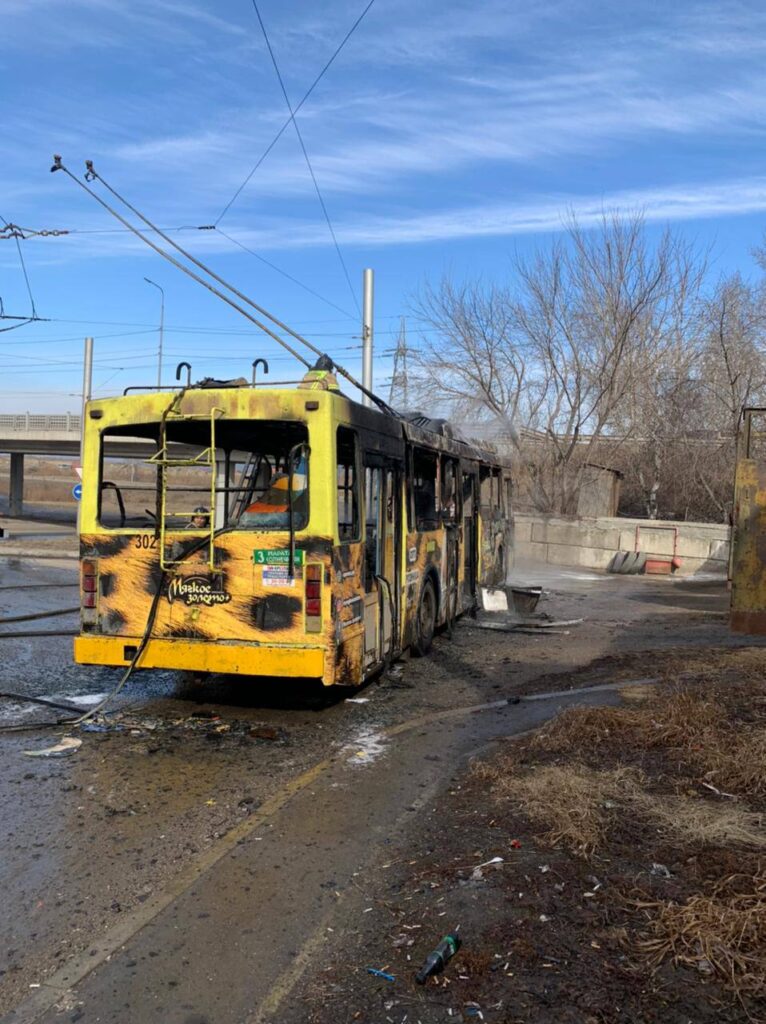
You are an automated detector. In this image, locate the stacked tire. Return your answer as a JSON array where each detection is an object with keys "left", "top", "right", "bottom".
[{"left": 608, "top": 551, "right": 647, "bottom": 574}]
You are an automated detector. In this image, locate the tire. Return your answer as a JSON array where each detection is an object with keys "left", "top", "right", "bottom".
[
  {"left": 413, "top": 578, "right": 437, "bottom": 657},
  {"left": 619, "top": 551, "right": 641, "bottom": 574},
  {"left": 609, "top": 551, "right": 628, "bottom": 574}
]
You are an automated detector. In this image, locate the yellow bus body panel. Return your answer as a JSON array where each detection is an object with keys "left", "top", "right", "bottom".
[{"left": 74, "top": 635, "right": 324, "bottom": 678}]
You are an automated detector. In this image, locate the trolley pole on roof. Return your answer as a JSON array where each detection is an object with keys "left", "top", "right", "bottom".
[{"left": 362, "top": 268, "right": 374, "bottom": 408}]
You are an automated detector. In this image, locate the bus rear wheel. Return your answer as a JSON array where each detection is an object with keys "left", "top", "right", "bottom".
[{"left": 414, "top": 578, "right": 437, "bottom": 656}]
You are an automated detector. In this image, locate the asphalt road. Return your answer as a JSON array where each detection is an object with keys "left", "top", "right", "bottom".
[{"left": 0, "top": 549, "right": 759, "bottom": 1022}]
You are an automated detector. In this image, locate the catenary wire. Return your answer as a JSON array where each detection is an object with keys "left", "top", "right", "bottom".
[
  {"left": 250, "top": 0, "right": 361, "bottom": 317},
  {"left": 90, "top": 163, "right": 345, "bottom": 364},
  {"left": 51, "top": 157, "right": 313, "bottom": 370},
  {"left": 215, "top": 0, "right": 377, "bottom": 226},
  {"left": 70, "top": 158, "right": 392, "bottom": 410},
  {"left": 0, "top": 213, "right": 38, "bottom": 319},
  {"left": 214, "top": 226, "right": 354, "bottom": 320},
  {"left": 1, "top": 222, "right": 357, "bottom": 326}
]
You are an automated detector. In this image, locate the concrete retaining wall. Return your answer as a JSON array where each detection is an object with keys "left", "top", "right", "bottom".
[{"left": 514, "top": 513, "right": 730, "bottom": 576}]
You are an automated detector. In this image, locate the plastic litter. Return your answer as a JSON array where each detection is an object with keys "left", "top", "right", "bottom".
[
  {"left": 24, "top": 736, "right": 82, "bottom": 757},
  {"left": 415, "top": 932, "right": 461, "bottom": 984},
  {"left": 470, "top": 856, "right": 503, "bottom": 880},
  {"left": 367, "top": 967, "right": 395, "bottom": 981},
  {"left": 650, "top": 862, "right": 672, "bottom": 878}
]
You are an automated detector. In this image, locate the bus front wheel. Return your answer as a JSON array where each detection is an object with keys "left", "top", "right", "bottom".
[{"left": 414, "top": 579, "right": 437, "bottom": 657}]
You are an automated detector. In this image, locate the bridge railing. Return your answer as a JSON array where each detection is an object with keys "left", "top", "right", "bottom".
[{"left": 0, "top": 413, "right": 81, "bottom": 432}]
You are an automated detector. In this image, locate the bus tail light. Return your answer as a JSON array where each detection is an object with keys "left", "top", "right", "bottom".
[
  {"left": 81, "top": 559, "right": 99, "bottom": 618},
  {"left": 305, "top": 564, "right": 322, "bottom": 633}
]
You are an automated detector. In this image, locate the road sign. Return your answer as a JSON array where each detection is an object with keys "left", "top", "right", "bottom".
[{"left": 72, "top": 483, "right": 82, "bottom": 501}]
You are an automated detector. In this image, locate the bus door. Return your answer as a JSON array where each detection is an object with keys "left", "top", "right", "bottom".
[
  {"left": 442, "top": 456, "right": 460, "bottom": 620},
  {"left": 363, "top": 459, "right": 401, "bottom": 668},
  {"left": 462, "top": 470, "right": 479, "bottom": 605}
]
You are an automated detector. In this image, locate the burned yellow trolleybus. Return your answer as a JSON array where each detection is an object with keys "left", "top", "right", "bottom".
[{"left": 75, "top": 375, "right": 512, "bottom": 687}]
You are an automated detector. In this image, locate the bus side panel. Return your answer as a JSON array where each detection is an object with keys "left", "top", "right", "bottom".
[
  {"left": 402, "top": 528, "right": 444, "bottom": 647},
  {"left": 332, "top": 540, "right": 366, "bottom": 685},
  {"left": 478, "top": 514, "right": 508, "bottom": 586}
]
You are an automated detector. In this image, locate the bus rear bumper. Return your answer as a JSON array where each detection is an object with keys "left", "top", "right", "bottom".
[{"left": 74, "top": 635, "right": 325, "bottom": 679}]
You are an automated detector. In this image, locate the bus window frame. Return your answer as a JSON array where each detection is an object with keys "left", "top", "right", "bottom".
[
  {"left": 411, "top": 445, "right": 439, "bottom": 532},
  {"left": 336, "top": 425, "right": 361, "bottom": 545},
  {"left": 96, "top": 421, "right": 311, "bottom": 533},
  {"left": 441, "top": 455, "right": 459, "bottom": 523}
]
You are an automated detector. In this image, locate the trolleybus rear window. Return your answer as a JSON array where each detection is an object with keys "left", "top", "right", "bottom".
[{"left": 98, "top": 420, "right": 309, "bottom": 531}]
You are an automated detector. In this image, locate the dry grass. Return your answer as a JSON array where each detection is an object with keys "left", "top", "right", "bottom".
[
  {"left": 530, "top": 686, "right": 766, "bottom": 801},
  {"left": 478, "top": 762, "right": 640, "bottom": 857},
  {"left": 642, "top": 795, "right": 766, "bottom": 849},
  {"left": 705, "top": 731, "right": 766, "bottom": 802},
  {"left": 634, "top": 872, "right": 766, "bottom": 1006},
  {"left": 476, "top": 760, "right": 766, "bottom": 858}
]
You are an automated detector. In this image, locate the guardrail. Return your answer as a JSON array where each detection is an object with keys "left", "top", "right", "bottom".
[{"left": 0, "top": 413, "right": 81, "bottom": 432}]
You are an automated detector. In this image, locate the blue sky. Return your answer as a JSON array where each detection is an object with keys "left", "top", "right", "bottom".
[{"left": 1, "top": 0, "right": 766, "bottom": 412}]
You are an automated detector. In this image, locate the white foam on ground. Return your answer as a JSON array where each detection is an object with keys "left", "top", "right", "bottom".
[
  {"left": 345, "top": 728, "right": 387, "bottom": 767},
  {"left": 45, "top": 692, "right": 109, "bottom": 706}
]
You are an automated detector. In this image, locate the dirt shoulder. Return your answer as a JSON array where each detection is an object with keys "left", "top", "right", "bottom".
[{"left": 289, "top": 649, "right": 766, "bottom": 1024}]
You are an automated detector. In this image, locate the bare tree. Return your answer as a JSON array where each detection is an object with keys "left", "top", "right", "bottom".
[{"left": 410, "top": 212, "right": 704, "bottom": 514}]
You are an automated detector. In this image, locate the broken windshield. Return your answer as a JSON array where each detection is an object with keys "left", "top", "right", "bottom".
[{"left": 98, "top": 420, "right": 309, "bottom": 531}]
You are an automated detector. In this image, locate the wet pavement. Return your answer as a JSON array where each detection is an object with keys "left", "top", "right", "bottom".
[{"left": 0, "top": 549, "right": 762, "bottom": 1022}]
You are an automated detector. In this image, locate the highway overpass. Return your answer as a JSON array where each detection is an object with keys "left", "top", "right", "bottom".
[{"left": 0, "top": 413, "right": 158, "bottom": 515}]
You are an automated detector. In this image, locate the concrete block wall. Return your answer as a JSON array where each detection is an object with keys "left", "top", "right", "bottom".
[{"left": 514, "top": 513, "right": 730, "bottom": 576}]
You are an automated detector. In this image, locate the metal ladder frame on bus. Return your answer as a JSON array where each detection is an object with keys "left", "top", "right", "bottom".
[{"left": 148, "top": 407, "right": 223, "bottom": 570}]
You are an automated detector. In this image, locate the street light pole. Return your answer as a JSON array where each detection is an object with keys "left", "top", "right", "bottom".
[{"left": 144, "top": 277, "right": 165, "bottom": 388}]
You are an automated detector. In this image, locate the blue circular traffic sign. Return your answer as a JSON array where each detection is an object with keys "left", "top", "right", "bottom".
[{"left": 72, "top": 483, "right": 82, "bottom": 501}]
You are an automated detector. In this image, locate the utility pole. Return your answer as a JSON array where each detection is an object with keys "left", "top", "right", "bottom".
[
  {"left": 362, "top": 268, "right": 374, "bottom": 407},
  {"left": 78, "top": 336, "right": 93, "bottom": 530},
  {"left": 389, "top": 317, "right": 409, "bottom": 408},
  {"left": 144, "top": 277, "right": 165, "bottom": 388},
  {"left": 80, "top": 337, "right": 93, "bottom": 459}
]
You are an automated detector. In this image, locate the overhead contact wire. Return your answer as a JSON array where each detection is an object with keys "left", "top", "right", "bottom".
[
  {"left": 59, "top": 158, "right": 392, "bottom": 411},
  {"left": 215, "top": 0, "right": 376, "bottom": 226},
  {"left": 50, "top": 157, "right": 311, "bottom": 369},
  {"left": 250, "top": 0, "right": 361, "bottom": 317},
  {"left": 89, "top": 165, "right": 336, "bottom": 368},
  {"left": 214, "top": 227, "right": 354, "bottom": 320}
]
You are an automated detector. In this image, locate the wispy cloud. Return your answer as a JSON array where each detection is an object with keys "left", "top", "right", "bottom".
[{"left": 18, "top": 176, "right": 766, "bottom": 264}]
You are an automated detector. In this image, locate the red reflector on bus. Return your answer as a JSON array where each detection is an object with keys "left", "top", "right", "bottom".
[
  {"left": 83, "top": 576, "right": 97, "bottom": 593},
  {"left": 83, "top": 592, "right": 97, "bottom": 608},
  {"left": 306, "top": 580, "right": 321, "bottom": 599},
  {"left": 305, "top": 598, "right": 321, "bottom": 616},
  {"left": 82, "top": 559, "right": 98, "bottom": 576}
]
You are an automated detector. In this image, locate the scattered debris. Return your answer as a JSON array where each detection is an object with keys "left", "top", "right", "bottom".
[
  {"left": 415, "top": 932, "right": 461, "bottom": 984},
  {"left": 248, "top": 725, "right": 285, "bottom": 742},
  {"left": 651, "top": 863, "right": 672, "bottom": 879},
  {"left": 470, "top": 856, "right": 504, "bottom": 880},
  {"left": 366, "top": 967, "right": 395, "bottom": 982},
  {"left": 24, "top": 736, "right": 82, "bottom": 757},
  {"left": 510, "top": 586, "right": 542, "bottom": 615}
]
